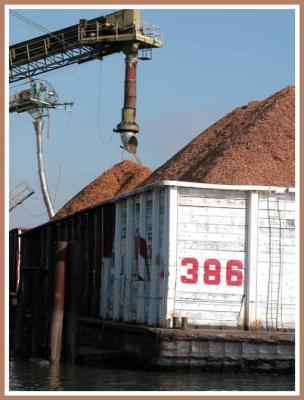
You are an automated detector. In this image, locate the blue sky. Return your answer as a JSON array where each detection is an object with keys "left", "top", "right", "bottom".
[{"left": 9, "top": 7, "right": 295, "bottom": 228}]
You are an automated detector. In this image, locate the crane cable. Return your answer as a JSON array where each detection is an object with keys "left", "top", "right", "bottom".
[
  {"left": 11, "top": 12, "right": 113, "bottom": 144},
  {"left": 21, "top": 201, "right": 48, "bottom": 218},
  {"left": 10, "top": 10, "right": 62, "bottom": 39},
  {"left": 52, "top": 112, "right": 72, "bottom": 209},
  {"left": 10, "top": 11, "right": 88, "bottom": 50},
  {"left": 10, "top": 11, "right": 104, "bottom": 69}
]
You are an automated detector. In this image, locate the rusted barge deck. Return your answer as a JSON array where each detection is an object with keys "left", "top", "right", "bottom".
[{"left": 77, "top": 318, "right": 295, "bottom": 372}]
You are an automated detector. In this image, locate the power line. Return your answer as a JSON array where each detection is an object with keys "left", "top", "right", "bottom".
[
  {"left": 10, "top": 10, "right": 103, "bottom": 68},
  {"left": 11, "top": 11, "right": 70, "bottom": 46}
]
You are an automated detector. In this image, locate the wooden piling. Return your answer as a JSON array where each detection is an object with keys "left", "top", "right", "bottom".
[
  {"left": 50, "top": 241, "right": 67, "bottom": 366},
  {"left": 64, "top": 241, "right": 80, "bottom": 363}
]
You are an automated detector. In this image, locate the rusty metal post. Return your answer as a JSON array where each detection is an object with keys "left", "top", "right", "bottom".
[
  {"left": 124, "top": 46, "right": 137, "bottom": 112},
  {"left": 115, "top": 43, "right": 139, "bottom": 154},
  {"left": 181, "top": 317, "right": 188, "bottom": 330},
  {"left": 50, "top": 241, "right": 67, "bottom": 365},
  {"left": 14, "top": 272, "right": 29, "bottom": 355},
  {"left": 173, "top": 317, "right": 180, "bottom": 329}
]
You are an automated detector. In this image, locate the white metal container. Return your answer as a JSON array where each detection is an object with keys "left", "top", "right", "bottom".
[{"left": 100, "top": 181, "right": 296, "bottom": 330}]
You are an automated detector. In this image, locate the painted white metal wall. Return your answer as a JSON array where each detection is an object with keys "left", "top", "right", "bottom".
[
  {"left": 167, "top": 185, "right": 296, "bottom": 330},
  {"left": 106, "top": 188, "right": 168, "bottom": 325},
  {"left": 101, "top": 183, "right": 296, "bottom": 331},
  {"left": 172, "top": 187, "right": 247, "bottom": 327},
  {"left": 255, "top": 191, "right": 296, "bottom": 329}
]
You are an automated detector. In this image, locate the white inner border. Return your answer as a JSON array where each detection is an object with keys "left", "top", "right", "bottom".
[{"left": 5, "top": 3, "right": 300, "bottom": 397}]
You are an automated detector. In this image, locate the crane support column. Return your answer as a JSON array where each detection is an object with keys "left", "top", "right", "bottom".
[
  {"left": 34, "top": 118, "right": 54, "bottom": 219},
  {"left": 115, "top": 43, "right": 139, "bottom": 154}
]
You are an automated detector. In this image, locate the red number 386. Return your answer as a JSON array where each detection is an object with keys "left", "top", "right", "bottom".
[{"left": 181, "top": 258, "right": 243, "bottom": 286}]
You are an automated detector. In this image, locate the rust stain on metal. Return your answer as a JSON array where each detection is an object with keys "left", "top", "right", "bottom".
[
  {"left": 50, "top": 241, "right": 68, "bottom": 366},
  {"left": 251, "top": 319, "right": 264, "bottom": 331}
]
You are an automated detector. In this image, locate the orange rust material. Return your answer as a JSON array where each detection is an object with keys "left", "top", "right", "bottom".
[
  {"left": 250, "top": 319, "right": 264, "bottom": 331},
  {"left": 124, "top": 51, "right": 137, "bottom": 111},
  {"left": 50, "top": 241, "right": 68, "bottom": 365}
]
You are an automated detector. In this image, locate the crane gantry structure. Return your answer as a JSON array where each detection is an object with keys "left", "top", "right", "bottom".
[
  {"left": 9, "top": 9, "right": 162, "bottom": 83},
  {"left": 9, "top": 9, "right": 163, "bottom": 152},
  {"left": 9, "top": 9, "right": 163, "bottom": 219}
]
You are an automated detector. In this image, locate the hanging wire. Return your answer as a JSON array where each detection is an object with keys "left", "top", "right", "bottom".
[
  {"left": 96, "top": 60, "right": 114, "bottom": 144},
  {"left": 11, "top": 11, "right": 74, "bottom": 47},
  {"left": 10, "top": 10, "right": 103, "bottom": 67},
  {"left": 21, "top": 202, "right": 48, "bottom": 218},
  {"left": 52, "top": 112, "right": 72, "bottom": 209},
  {"left": 10, "top": 11, "right": 84, "bottom": 84}
]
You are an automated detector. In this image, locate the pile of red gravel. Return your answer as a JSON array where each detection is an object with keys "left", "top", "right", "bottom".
[
  {"left": 140, "top": 85, "right": 295, "bottom": 188},
  {"left": 54, "top": 160, "right": 151, "bottom": 219}
]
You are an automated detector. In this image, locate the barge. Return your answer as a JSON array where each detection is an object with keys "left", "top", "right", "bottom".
[{"left": 9, "top": 181, "right": 297, "bottom": 372}]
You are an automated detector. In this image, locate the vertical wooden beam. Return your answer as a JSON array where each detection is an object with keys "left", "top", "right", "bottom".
[
  {"left": 64, "top": 241, "right": 80, "bottom": 364},
  {"left": 90, "top": 211, "right": 98, "bottom": 316},
  {"left": 148, "top": 190, "right": 160, "bottom": 326},
  {"left": 31, "top": 272, "right": 40, "bottom": 357},
  {"left": 158, "top": 188, "right": 168, "bottom": 327},
  {"left": 100, "top": 258, "right": 112, "bottom": 319},
  {"left": 94, "top": 210, "right": 102, "bottom": 317},
  {"left": 123, "top": 198, "right": 133, "bottom": 321},
  {"left": 71, "top": 218, "right": 74, "bottom": 241},
  {"left": 14, "top": 272, "right": 29, "bottom": 355},
  {"left": 113, "top": 202, "right": 122, "bottom": 320},
  {"left": 136, "top": 193, "right": 146, "bottom": 323},
  {"left": 245, "top": 191, "right": 259, "bottom": 330},
  {"left": 50, "top": 241, "right": 67, "bottom": 366},
  {"left": 165, "top": 186, "right": 178, "bottom": 323},
  {"left": 84, "top": 214, "right": 90, "bottom": 315}
]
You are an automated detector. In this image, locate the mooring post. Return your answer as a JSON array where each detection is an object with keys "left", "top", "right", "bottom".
[{"left": 50, "top": 241, "right": 67, "bottom": 366}]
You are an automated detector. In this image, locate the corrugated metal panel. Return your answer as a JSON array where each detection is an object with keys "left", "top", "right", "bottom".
[{"left": 173, "top": 187, "right": 247, "bottom": 327}]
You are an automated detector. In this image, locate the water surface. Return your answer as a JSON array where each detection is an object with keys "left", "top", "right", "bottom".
[{"left": 9, "top": 358, "right": 295, "bottom": 392}]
